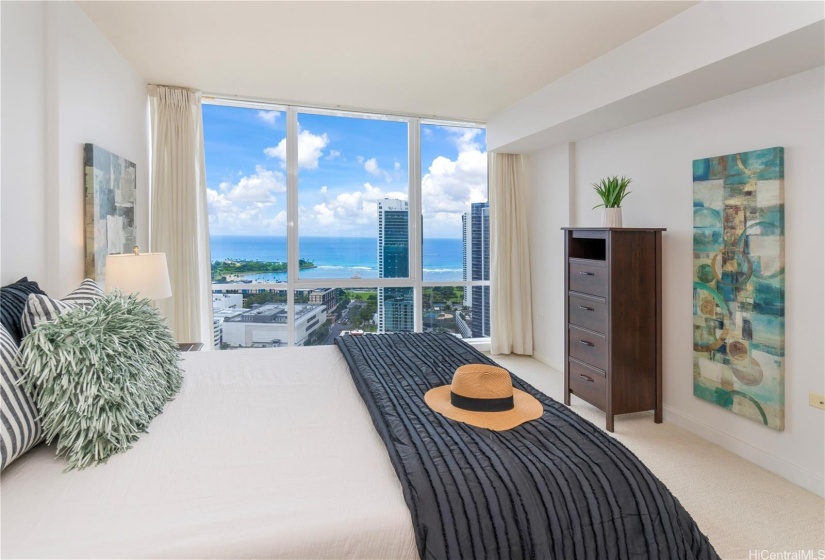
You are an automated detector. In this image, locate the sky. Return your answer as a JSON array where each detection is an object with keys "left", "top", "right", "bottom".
[{"left": 203, "top": 104, "right": 487, "bottom": 239}]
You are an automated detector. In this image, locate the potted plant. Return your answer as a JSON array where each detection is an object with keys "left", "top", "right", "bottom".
[{"left": 592, "top": 175, "right": 632, "bottom": 227}]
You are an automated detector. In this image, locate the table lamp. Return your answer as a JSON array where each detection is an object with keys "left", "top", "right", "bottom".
[{"left": 105, "top": 246, "right": 172, "bottom": 299}]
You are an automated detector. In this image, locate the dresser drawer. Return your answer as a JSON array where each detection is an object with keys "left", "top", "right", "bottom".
[
  {"left": 569, "top": 260, "right": 608, "bottom": 297},
  {"left": 568, "top": 293, "right": 607, "bottom": 334},
  {"left": 568, "top": 325, "right": 607, "bottom": 371},
  {"left": 568, "top": 359, "right": 606, "bottom": 409}
]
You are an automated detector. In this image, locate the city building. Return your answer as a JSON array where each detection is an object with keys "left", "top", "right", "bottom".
[
  {"left": 462, "top": 212, "right": 472, "bottom": 307},
  {"left": 212, "top": 318, "right": 222, "bottom": 348},
  {"left": 213, "top": 292, "right": 243, "bottom": 309},
  {"left": 470, "top": 202, "right": 490, "bottom": 338},
  {"left": 211, "top": 307, "right": 246, "bottom": 348},
  {"left": 308, "top": 288, "right": 337, "bottom": 314},
  {"left": 377, "top": 199, "right": 413, "bottom": 333},
  {"left": 455, "top": 311, "right": 472, "bottom": 338},
  {"left": 221, "top": 303, "right": 326, "bottom": 348},
  {"left": 212, "top": 282, "right": 286, "bottom": 296}
]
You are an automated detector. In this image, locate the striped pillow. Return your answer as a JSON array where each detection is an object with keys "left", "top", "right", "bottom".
[
  {"left": 0, "top": 277, "right": 47, "bottom": 345},
  {"left": 21, "top": 279, "right": 103, "bottom": 338},
  {"left": 1, "top": 325, "right": 42, "bottom": 470}
]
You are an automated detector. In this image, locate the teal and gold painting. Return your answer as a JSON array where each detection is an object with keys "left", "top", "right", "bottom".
[{"left": 693, "top": 147, "right": 784, "bottom": 430}]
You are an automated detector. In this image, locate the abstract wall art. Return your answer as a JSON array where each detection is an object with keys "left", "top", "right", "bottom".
[
  {"left": 692, "top": 147, "right": 784, "bottom": 430},
  {"left": 84, "top": 143, "right": 136, "bottom": 284}
]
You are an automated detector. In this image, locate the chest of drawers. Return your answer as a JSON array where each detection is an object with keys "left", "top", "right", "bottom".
[{"left": 562, "top": 227, "right": 665, "bottom": 432}]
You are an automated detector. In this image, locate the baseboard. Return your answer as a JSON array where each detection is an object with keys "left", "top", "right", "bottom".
[
  {"left": 532, "top": 350, "right": 563, "bottom": 373},
  {"left": 663, "top": 406, "right": 824, "bottom": 497}
]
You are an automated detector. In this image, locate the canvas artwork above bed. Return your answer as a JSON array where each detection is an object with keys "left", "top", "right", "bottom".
[{"left": 84, "top": 143, "right": 137, "bottom": 285}]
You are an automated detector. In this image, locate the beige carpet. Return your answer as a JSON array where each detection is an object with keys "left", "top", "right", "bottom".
[{"left": 492, "top": 354, "right": 825, "bottom": 560}]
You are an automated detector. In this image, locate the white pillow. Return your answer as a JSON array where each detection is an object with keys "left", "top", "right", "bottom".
[{"left": 20, "top": 279, "right": 103, "bottom": 338}]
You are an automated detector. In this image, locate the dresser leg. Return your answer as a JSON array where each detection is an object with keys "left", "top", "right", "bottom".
[
  {"left": 655, "top": 403, "right": 662, "bottom": 424},
  {"left": 564, "top": 391, "right": 570, "bottom": 406},
  {"left": 606, "top": 414, "right": 614, "bottom": 432}
]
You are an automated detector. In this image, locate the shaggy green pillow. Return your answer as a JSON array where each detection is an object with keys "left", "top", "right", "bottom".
[{"left": 19, "top": 292, "right": 182, "bottom": 470}]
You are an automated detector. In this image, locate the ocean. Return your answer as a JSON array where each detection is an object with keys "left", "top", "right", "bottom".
[{"left": 210, "top": 235, "right": 465, "bottom": 282}]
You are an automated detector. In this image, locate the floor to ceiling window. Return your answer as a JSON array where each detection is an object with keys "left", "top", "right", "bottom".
[
  {"left": 203, "top": 99, "right": 488, "bottom": 349},
  {"left": 420, "top": 124, "right": 489, "bottom": 339}
]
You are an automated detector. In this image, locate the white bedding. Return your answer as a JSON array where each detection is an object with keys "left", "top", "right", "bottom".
[{"left": 1, "top": 346, "right": 418, "bottom": 559}]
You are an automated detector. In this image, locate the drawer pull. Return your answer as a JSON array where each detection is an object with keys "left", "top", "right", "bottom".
[
  {"left": 579, "top": 271, "right": 595, "bottom": 276},
  {"left": 579, "top": 374, "right": 595, "bottom": 383},
  {"left": 578, "top": 305, "right": 594, "bottom": 312},
  {"left": 579, "top": 340, "right": 594, "bottom": 347}
]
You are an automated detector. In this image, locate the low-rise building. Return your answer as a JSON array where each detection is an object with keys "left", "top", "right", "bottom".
[
  {"left": 212, "top": 307, "right": 246, "bottom": 348},
  {"left": 221, "top": 303, "right": 326, "bottom": 348},
  {"left": 308, "top": 288, "right": 337, "bottom": 313},
  {"left": 213, "top": 292, "right": 243, "bottom": 309}
]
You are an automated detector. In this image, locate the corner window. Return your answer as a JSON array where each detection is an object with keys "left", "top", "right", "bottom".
[{"left": 204, "top": 101, "right": 489, "bottom": 348}]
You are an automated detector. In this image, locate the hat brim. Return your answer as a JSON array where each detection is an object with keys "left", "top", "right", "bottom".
[{"left": 424, "top": 385, "right": 544, "bottom": 431}]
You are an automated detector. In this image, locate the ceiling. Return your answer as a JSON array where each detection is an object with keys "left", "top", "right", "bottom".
[{"left": 79, "top": 1, "right": 696, "bottom": 122}]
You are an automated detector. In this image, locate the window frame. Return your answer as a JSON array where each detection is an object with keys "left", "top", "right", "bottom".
[{"left": 203, "top": 98, "right": 491, "bottom": 347}]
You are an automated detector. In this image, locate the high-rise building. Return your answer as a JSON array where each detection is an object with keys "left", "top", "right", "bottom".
[
  {"left": 470, "top": 202, "right": 490, "bottom": 338},
  {"left": 462, "top": 212, "right": 472, "bottom": 307},
  {"left": 377, "top": 199, "right": 413, "bottom": 333}
]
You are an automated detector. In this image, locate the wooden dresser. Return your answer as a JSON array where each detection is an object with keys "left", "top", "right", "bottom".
[{"left": 562, "top": 227, "right": 665, "bottom": 432}]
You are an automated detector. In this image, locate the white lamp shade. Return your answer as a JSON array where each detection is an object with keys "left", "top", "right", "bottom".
[{"left": 105, "top": 252, "right": 172, "bottom": 300}]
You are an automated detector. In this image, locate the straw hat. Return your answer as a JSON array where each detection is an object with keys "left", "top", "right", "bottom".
[{"left": 424, "top": 364, "right": 543, "bottom": 431}]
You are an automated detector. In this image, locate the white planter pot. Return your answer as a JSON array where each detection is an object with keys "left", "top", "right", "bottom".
[{"left": 603, "top": 208, "right": 623, "bottom": 227}]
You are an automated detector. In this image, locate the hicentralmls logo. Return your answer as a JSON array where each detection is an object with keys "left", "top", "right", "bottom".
[{"left": 749, "top": 550, "right": 825, "bottom": 560}]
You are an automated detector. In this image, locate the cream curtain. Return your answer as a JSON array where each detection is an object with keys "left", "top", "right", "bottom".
[
  {"left": 149, "top": 85, "right": 213, "bottom": 348},
  {"left": 489, "top": 152, "right": 533, "bottom": 355}
]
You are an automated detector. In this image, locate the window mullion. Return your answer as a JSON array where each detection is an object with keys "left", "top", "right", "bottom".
[
  {"left": 286, "top": 106, "right": 299, "bottom": 346},
  {"left": 408, "top": 119, "right": 422, "bottom": 333}
]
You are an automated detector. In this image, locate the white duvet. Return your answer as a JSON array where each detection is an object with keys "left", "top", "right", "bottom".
[{"left": 0, "top": 346, "right": 418, "bottom": 559}]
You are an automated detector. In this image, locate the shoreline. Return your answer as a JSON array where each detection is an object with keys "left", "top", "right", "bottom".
[{"left": 212, "top": 258, "right": 316, "bottom": 282}]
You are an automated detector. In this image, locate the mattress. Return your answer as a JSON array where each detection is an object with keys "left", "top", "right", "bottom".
[{"left": 0, "top": 346, "right": 418, "bottom": 559}]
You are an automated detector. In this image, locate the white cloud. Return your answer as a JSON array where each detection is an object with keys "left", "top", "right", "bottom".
[
  {"left": 420, "top": 140, "right": 488, "bottom": 237},
  {"left": 364, "top": 157, "right": 395, "bottom": 182},
  {"left": 264, "top": 129, "right": 329, "bottom": 170},
  {"left": 364, "top": 158, "right": 379, "bottom": 175},
  {"left": 208, "top": 126, "right": 486, "bottom": 238},
  {"left": 300, "top": 182, "right": 407, "bottom": 236},
  {"left": 257, "top": 110, "right": 281, "bottom": 126},
  {"left": 441, "top": 126, "right": 483, "bottom": 153},
  {"left": 218, "top": 165, "right": 285, "bottom": 202},
  {"left": 207, "top": 166, "right": 287, "bottom": 235}
]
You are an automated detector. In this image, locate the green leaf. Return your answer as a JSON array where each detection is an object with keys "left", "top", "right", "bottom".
[{"left": 592, "top": 174, "right": 633, "bottom": 208}]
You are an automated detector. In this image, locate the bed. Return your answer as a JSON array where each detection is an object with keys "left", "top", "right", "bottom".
[
  {"left": 1, "top": 345, "right": 418, "bottom": 559},
  {"left": 2, "top": 334, "right": 716, "bottom": 559}
]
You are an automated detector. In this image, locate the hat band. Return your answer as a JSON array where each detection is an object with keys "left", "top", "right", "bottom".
[{"left": 450, "top": 391, "right": 515, "bottom": 412}]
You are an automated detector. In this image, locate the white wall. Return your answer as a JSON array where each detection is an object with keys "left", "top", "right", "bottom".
[
  {"left": 526, "top": 67, "right": 825, "bottom": 495},
  {"left": 525, "top": 143, "right": 573, "bottom": 372},
  {"left": 1, "top": 1, "right": 148, "bottom": 296},
  {"left": 1, "top": 2, "right": 47, "bottom": 285}
]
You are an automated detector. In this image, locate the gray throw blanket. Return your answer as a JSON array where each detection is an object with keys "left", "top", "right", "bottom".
[{"left": 335, "top": 332, "right": 718, "bottom": 560}]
